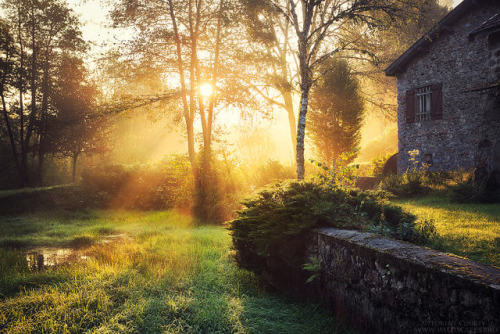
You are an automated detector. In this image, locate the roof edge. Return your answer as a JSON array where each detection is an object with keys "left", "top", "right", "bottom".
[{"left": 385, "top": 0, "right": 476, "bottom": 77}]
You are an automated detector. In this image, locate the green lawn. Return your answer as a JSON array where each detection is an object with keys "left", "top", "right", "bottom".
[
  {"left": 0, "top": 210, "right": 348, "bottom": 333},
  {"left": 394, "top": 195, "right": 500, "bottom": 267}
]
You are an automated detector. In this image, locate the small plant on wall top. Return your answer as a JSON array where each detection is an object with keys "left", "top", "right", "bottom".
[{"left": 311, "top": 150, "right": 359, "bottom": 189}]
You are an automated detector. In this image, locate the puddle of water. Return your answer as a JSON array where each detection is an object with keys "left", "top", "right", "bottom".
[
  {"left": 24, "top": 233, "right": 131, "bottom": 270},
  {"left": 100, "top": 233, "right": 130, "bottom": 244},
  {"left": 26, "top": 247, "right": 87, "bottom": 270}
]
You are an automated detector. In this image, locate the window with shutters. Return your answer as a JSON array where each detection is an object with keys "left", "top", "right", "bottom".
[
  {"left": 405, "top": 84, "right": 442, "bottom": 123},
  {"left": 416, "top": 86, "right": 432, "bottom": 121}
]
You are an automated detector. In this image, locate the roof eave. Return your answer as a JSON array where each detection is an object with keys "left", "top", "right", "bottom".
[{"left": 384, "top": 0, "right": 476, "bottom": 77}]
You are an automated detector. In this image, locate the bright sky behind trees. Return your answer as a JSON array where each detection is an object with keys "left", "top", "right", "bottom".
[{"left": 63, "top": 0, "right": 461, "bottom": 167}]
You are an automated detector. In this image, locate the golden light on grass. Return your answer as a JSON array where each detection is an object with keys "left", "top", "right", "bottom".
[{"left": 199, "top": 83, "right": 214, "bottom": 98}]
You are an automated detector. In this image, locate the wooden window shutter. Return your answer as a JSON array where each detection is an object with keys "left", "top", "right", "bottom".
[
  {"left": 405, "top": 89, "right": 416, "bottom": 123},
  {"left": 431, "top": 83, "right": 443, "bottom": 120}
]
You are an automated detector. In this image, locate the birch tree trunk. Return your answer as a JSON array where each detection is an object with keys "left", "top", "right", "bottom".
[
  {"left": 296, "top": 87, "right": 309, "bottom": 180},
  {"left": 283, "top": 90, "right": 296, "bottom": 161}
]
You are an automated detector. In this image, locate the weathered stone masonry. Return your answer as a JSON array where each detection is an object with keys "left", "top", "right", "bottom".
[
  {"left": 386, "top": 0, "right": 500, "bottom": 173},
  {"left": 313, "top": 228, "right": 499, "bottom": 334}
]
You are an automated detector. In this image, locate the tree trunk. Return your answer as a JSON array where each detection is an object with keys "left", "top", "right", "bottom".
[
  {"left": 17, "top": 5, "right": 26, "bottom": 186},
  {"left": 24, "top": 6, "right": 37, "bottom": 161},
  {"left": 38, "top": 53, "right": 51, "bottom": 186},
  {"left": 1, "top": 90, "right": 23, "bottom": 185},
  {"left": 204, "top": 0, "right": 224, "bottom": 152},
  {"left": 186, "top": 119, "right": 196, "bottom": 168},
  {"left": 283, "top": 92, "right": 297, "bottom": 161},
  {"left": 296, "top": 88, "right": 310, "bottom": 180},
  {"left": 72, "top": 152, "right": 79, "bottom": 183},
  {"left": 0, "top": 41, "right": 23, "bottom": 186},
  {"left": 168, "top": 0, "right": 198, "bottom": 177},
  {"left": 37, "top": 150, "right": 44, "bottom": 186},
  {"left": 278, "top": 13, "right": 296, "bottom": 164}
]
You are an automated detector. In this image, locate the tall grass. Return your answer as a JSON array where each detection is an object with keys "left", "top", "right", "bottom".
[{"left": 0, "top": 210, "right": 349, "bottom": 333}]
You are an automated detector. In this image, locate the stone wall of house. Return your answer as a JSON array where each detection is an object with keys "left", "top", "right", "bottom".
[
  {"left": 396, "top": 2, "right": 500, "bottom": 173},
  {"left": 313, "top": 228, "right": 500, "bottom": 334}
]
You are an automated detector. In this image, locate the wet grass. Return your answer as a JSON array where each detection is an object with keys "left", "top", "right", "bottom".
[
  {"left": 394, "top": 195, "right": 500, "bottom": 267},
  {"left": 0, "top": 210, "right": 349, "bottom": 333}
]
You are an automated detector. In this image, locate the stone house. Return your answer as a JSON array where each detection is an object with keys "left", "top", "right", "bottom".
[{"left": 385, "top": 0, "right": 500, "bottom": 174}]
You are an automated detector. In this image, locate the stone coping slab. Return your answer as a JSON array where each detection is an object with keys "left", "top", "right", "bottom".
[{"left": 315, "top": 227, "right": 500, "bottom": 290}]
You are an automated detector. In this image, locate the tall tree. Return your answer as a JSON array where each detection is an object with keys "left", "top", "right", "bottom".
[
  {"left": 0, "top": 19, "right": 23, "bottom": 184},
  {"left": 241, "top": 0, "right": 298, "bottom": 161},
  {"left": 1, "top": 0, "right": 86, "bottom": 185},
  {"left": 111, "top": 0, "right": 241, "bottom": 169},
  {"left": 111, "top": 0, "right": 253, "bottom": 222},
  {"left": 267, "top": 0, "right": 404, "bottom": 180},
  {"left": 349, "top": 0, "right": 450, "bottom": 120},
  {"left": 309, "top": 57, "right": 363, "bottom": 164},
  {"left": 49, "top": 55, "right": 107, "bottom": 182}
]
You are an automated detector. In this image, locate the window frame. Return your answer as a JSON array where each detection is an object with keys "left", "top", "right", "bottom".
[{"left": 415, "top": 85, "right": 432, "bottom": 122}]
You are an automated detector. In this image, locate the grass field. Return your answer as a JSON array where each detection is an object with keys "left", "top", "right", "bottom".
[
  {"left": 0, "top": 210, "right": 349, "bottom": 334},
  {"left": 394, "top": 195, "right": 500, "bottom": 267}
]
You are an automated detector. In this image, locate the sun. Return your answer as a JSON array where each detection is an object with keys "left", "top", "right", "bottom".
[{"left": 199, "top": 83, "right": 214, "bottom": 97}]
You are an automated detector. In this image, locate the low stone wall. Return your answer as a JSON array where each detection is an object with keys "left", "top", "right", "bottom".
[{"left": 314, "top": 228, "right": 500, "bottom": 334}]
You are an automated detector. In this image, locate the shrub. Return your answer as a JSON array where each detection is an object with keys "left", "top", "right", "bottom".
[
  {"left": 194, "top": 151, "right": 243, "bottom": 224},
  {"left": 311, "top": 151, "right": 359, "bottom": 188},
  {"left": 415, "top": 219, "right": 438, "bottom": 243},
  {"left": 379, "top": 172, "right": 430, "bottom": 198},
  {"left": 81, "top": 155, "right": 194, "bottom": 210},
  {"left": 250, "top": 160, "right": 295, "bottom": 188},
  {"left": 449, "top": 179, "right": 500, "bottom": 203},
  {"left": 371, "top": 152, "right": 395, "bottom": 179},
  {"left": 379, "top": 149, "right": 433, "bottom": 198},
  {"left": 228, "top": 181, "right": 427, "bottom": 292}
]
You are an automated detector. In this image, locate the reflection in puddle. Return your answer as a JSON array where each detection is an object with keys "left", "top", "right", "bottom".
[
  {"left": 26, "top": 247, "right": 87, "bottom": 270},
  {"left": 24, "top": 233, "right": 130, "bottom": 270}
]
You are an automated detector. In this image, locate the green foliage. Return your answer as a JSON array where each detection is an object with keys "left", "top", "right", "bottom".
[
  {"left": 194, "top": 150, "right": 243, "bottom": 224},
  {"left": 229, "top": 181, "right": 429, "bottom": 290},
  {"left": 379, "top": 172, "right": 430, "bottom": 198},
  {"left": 311, "top": 151, "right": 359, "bottom": 189},
  {"left": 81, "top": 155, "right": 194, "bottom": 210},
  {"left": 379, "top": 150, "right": 431, "bottom": 198},
  {"left": 448, "top": 179, "right": 500, "bottom": 204},
  {"left": 371, "top": 152, "right": 396, "bottom": 179},
  {"left": 0, "top": 185, "right": 88, "bottom": 215},
  {"left": 303, "top": 256, "right": 321, "bottom": 284},
  {"left": 251, "top": 160, "right": 296, "bottom": 188},
  {"left": 308, "top": 58, "right": 364, "bottom": 164},
  {"left": 415, "top": 219, "right": 438, "bottom": 242}
]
